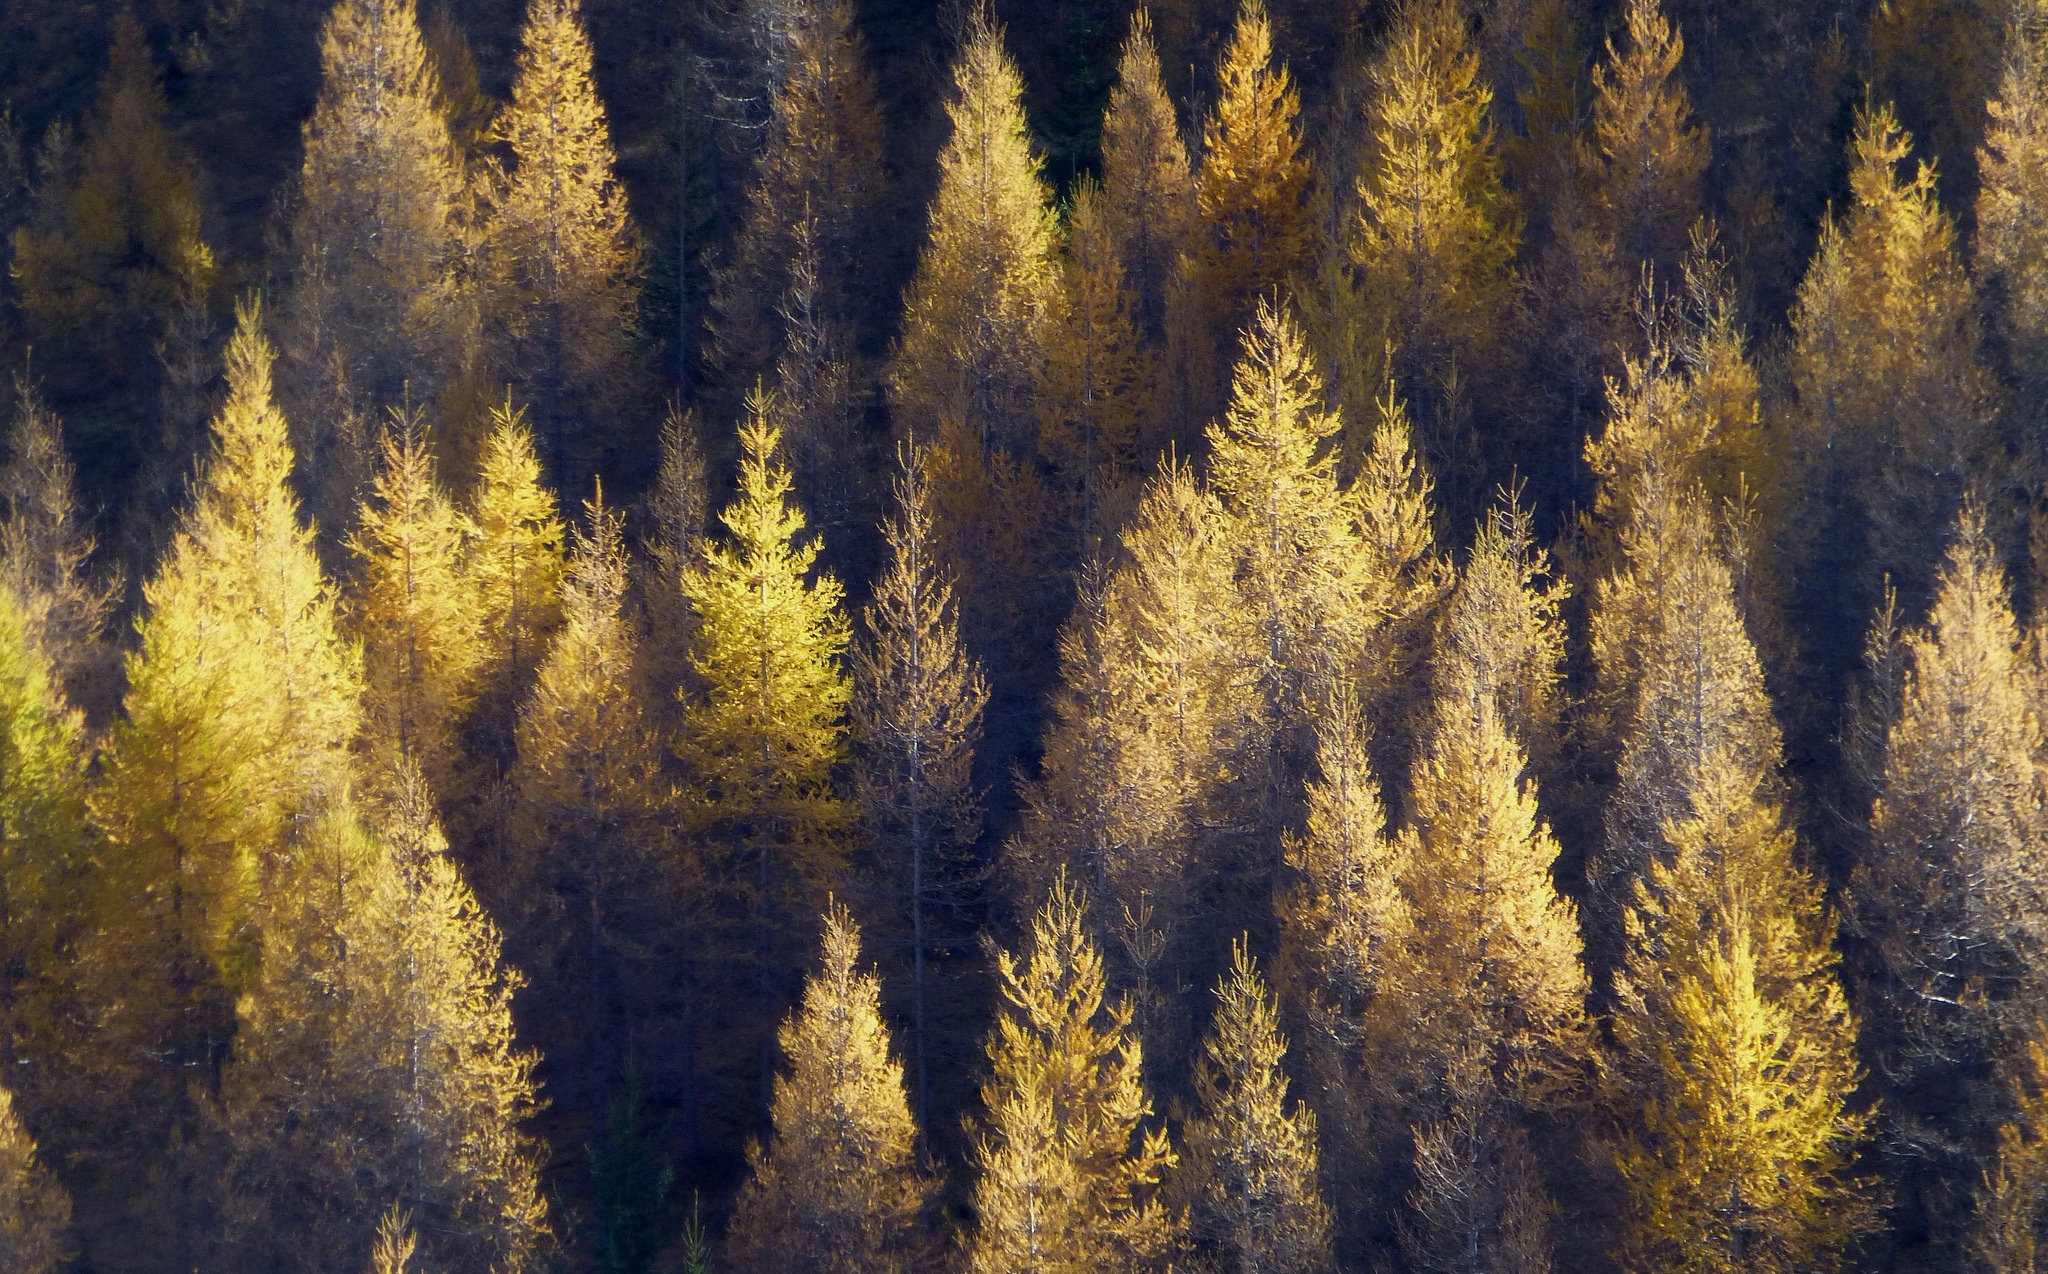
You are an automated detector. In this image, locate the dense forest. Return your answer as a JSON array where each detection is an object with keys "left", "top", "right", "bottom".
[{"left": 5, "top": 0, "right": 2048, "bottom": 1268}]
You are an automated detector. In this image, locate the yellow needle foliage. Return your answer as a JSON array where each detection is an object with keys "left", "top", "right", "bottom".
[
  {"left": 1099, "top": 10, "right": 1193, "bottom": 346},
  {"left": 1584, "top": 0, "right": 1709, "bottom": 275},
  {"left": 965, "top": 873, "right": 1179, "bottom": 1273},
  {"left": 1194, "top": 0, "right": 1310, "bottom": 411},
  {"left": 1181, "top": 941, "right": 1335, "bottom": 1274},
  {"left": 1979, "top": 0, "right": 2048, "bottom": 395},
  {"left": 348, "top": 415, "right": 481, "bottom": 798},
  {"left": 726, "top": 905, "right": 931, "bottom": 1274},
  {"left": 1611, "top": 756, "right": 1873, "bottom": 1274},
  {"left": 463, "top": 403, "right": 565, "bottom": 773},
  {"left": 1973, "top": 1031, "right": 2048, "bottom": 1272},
  {"left": 484, "top": 0, "right": 641, "bottom": 482},
  {"left": 889, "top": 14, "right": 1059, "bottom": 455},
  {"left": 0, "top": 1083, "right": 70, "bottom": 1274}
]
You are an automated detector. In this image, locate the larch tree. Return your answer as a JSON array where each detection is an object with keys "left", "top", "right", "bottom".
[
  {"left": 1592, "top": 482, "right": 1783, "bottom": 974},
  {"left": 1351, "top": 0, "right": 1519, "bottom": 504},
  {"left": 216, "top": 771, "right": 545, "bottom": 1274},
  {"left": 483, "top": 0, "right": 642, "bottom": 489},
  {"left": 1609, "top": 755, "right": 1873, "bottom": 1274},
  {"left": 282, "top": 0, "right": 470, "bottom": 533},
  {"left": 508, "top": 488, "right": 667, "bottom": 1101},
  {"left": 347, "top": 412, "right": 481, "bottom": 800},
  {"left": 1788, "top": 101, "right": 2000, "bottom": 639},
  {"left": 0, "top": 380, "right": 116, "bottom": 723},
  {"left": 850, "top": 443, "right": 988, "bottom": 1136},
  {"left": 8, "top": 11, "right": 215, "bottom": 485},
  {"left": 708, "top": 0, "right": 885, "bottom": 390},
  {"left": 1978, "top": 0, "right": 2048, "bottom": 402},
  {"left": 1039, "top": 179, "right": 1156, "bottom": 553},
  {"left": 1099, "top": 10, "right": 1194, "bottom": 348},
  {"left": 1205, "top": 299, "right": 1370, "bottom": 843},
  {"left": 457, "top": 402, "right": 565, "bottom": 878},
  {"left": 1180, "top": 941, "right": 1335, "bottom": 1274},
  {"left": 1856, "top": 507, "right": 2048, "bottom": 1200},
  {"left": 369, "top": 1207, "right": 420, "bottom": 1274},
  {"left": 725, "top": 905, "right": 932, "bottom": 1274},
  {"left": 0, "top": 1084, "right": 70, "bottom": 1274},
  {"left": 1973, "top": 1031, "right": 2048, "bottom": 1273},
  {"left": 964, "top": 874, "right": 1179, "bottom": 1274},
  {"left": 1433, "top": 495, "right": 1568, "bottom": 780},
  {"left": 888, "top": 13, "right": 1059, "bottom": 457},
  {"left": 88, "top": 301, "right": 361, "bottom": 1138},
  {"left": 1193, "top": 0, "right": 1312, "bottom": 418},
  {"left": 1399, "top": 690, "right": 1590, "bottom": 1109},
  {"left": 1583, "top": 0, "right": 1709, "bottom": 280},
  {"left": 0, "top": 581, "right": 86, "bottom": 1120},
  {"left": 1398, "top": 1049, "right": 1558, "bottom": 1274},
  {"left": 679, "top": 396, "right": 850, "bottom": 1089}
]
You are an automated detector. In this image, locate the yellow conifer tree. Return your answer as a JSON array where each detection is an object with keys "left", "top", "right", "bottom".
[
  {"left": 1978, "top": 0, "right": 2048, "bottom": 399},
  {"left": 1610, "top": 756, "right": 1874, "bottom": 1274},
  {"left": 889, "top": 14, "right": 1059, "bottom": 456},
  {"left": 1973, "top": 1031, "right": 2048, "bottom": 1273},
  {"left": 1351, "top": 0, "right": 1519, "bottom": 500},
  {"left": 680, "top": 394, "right": 851, "bottom": 1088},
  {"left": 726, "top": 905, "right": 932, "bottom": 1274},
  {"left": 283, "top": 0, "right": 470, "bottom": 529},
  {"left": 348, "top": 412, "right": 481, "bottom": 798},
  {"left": 1193, "top": 0, "right": 1311, "bottom": 416},
  {"left": 1583, "top": 0, "right": 1709, "bottom": 276},
  {"left": 851, "top": 443, "right": 988, "bottom": 1133},
  {"left": 484, "top": 0, "right": 642, "bottom": 487},
  {"left": 1099, "top": 10, "right": 1194, "bottom": 346},
  {"left": 1433, "top": 496, "right": 1568, "bottom": 774},
  {"left": 1181, "top": 941, "right": 1335, "bottom": 1274},
  {"left": 0, "top": 1084, "right": 70, "bottom": 1274},
  {"left": 1039, "top": 179, "right": 1157, "bottom": 553},
  {"left": 965, "top": 874, "right": 1179, "bottom": 1273}
]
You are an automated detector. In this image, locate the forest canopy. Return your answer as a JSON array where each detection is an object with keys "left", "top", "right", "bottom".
[{"left": 2, "top": 0, "right": 2048, "bottom": 1270}]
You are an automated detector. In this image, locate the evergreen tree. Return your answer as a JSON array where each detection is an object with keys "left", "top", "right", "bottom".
[
  {"left": 282, "top": 0, "right": 471, "bottom": 532},
  {"left": 484, "top": 0, "right": 642, "bottom": 488},
  {"left": 1610, "top": 755, "right": 1873, "bottom": 1274},
  {"left": 1351, "top": 0, "right": 1519, "bottom": 504},
  {"left": 1193, "top": 0, "right": 1311, "bottom": 418},
  {"left": 726, "top": 905, "right": 932, "bottom": 1274},
  {"left": 348, "top": 412, "right": 481, "bottom": 799},
  {"left": 851, "top": 443, "right": 988, "bottom": 1136},
  {"left": 707, "top": 0, "right": 885, "bottom": 390},
  {"left": 1180, "top": 941, "right": 1335, "bottom": 1274},
  {"left": 1856, "top": 506, "right": 2046, "bottom": 1219},
  {"left": 216, "top": 773, "right": 545, "bottom": 1274},
  {"left": 679, "top": 395, "right": 850, "bottom": 1096},
  {"left": 0, "top": 1084, "right": 70, "bottom": 1274},
  {"left": 888, "top": 13, "right": 1059, "bottom": 457},
  {"left": 1583, "top": 0, "right": 1709, "bottom": 279},
  {"left": 1978, "top": 0, "right": 2048, "bottom": 402},
  {"left": 1099, "top": 10, "right": 1194, "bottom": 348},
  {"left": 965, "top": 874, "right": 1179, "bottom": 1273}
]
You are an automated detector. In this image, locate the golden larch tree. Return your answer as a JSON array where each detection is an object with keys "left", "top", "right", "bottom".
[
  {"left": 851, "top": 443, "right": 988, "bottom": 1135},
  {"left": 1180, "top": 941, "right": 1335, "bottom": 1274},
  {"left": 1193, "top": 0, "right": 1311, "bottom": 416},
  {"left": 0, "top": 1084, "right": 70, "bottom": 1274},
  {"left": 888, "top": 13, "right": 1059, "bottom": 456},
  {"left": 708, "top": 0, "right": 885, "bottom": 389},
  {"left": 282, "top": 0, "right": 470, "bottom": 530},
  {"left": 1973, "top": 1031, "right": 2048, "bottom": 1273},
  {"left": 965, "top": 874, "right": 1179, "bottom": 1273},
  {"left": 348, "top": 413, "right": 481, "bottom": 799},
  {"left": 216, "top": 773, "right": 545, "bottom": 1274},
  {"left": 1583, "top": 0, "right": 1709, "bottom": 277},
  {"left": 1099, "top": 10, "right": 1194, "bottom": 346},
  {"left": 726, "top": 905, "right": 933, "bottom": 1274},
  {"left": 1978, "top": 0, "right": 2048, "bottom": 400},
  {"left": 483, "top": 0, "right": 642, "bottom": 488},
  {"left": 1351, "top": 0, "right": 1519, "bottom": 502},
  {"left": 1433, "top": 496, "right": 1568, "bottom": 779},
  {"left": 1610, "top": 755, "right": 1874, "bottom": 1274}
]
